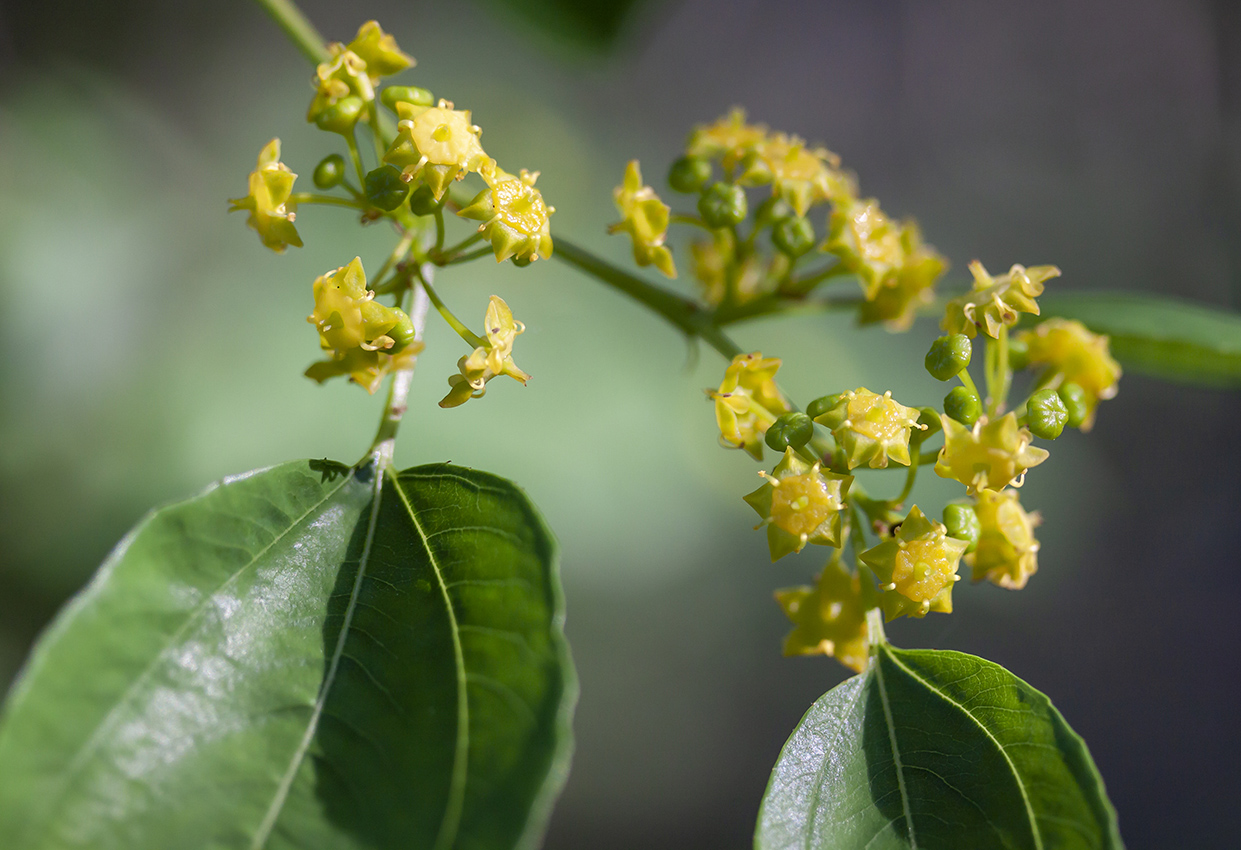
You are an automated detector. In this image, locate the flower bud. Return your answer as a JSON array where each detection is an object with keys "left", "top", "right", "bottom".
[
  {"left": 408, "top": 183, "right": 440, "bottom": 216},
  {"left": 1007, "top": 336, "right": 1030, "bottom": 371},
  {"left": 765, "top": 411, "right": 814, "bottom": 452},
  {"left": 754, "top": 196, "right": 794, "bottom": 226},
  {"left": 667, "top": 155, "right": 712, "bottom": 193},
  {"left": 942, "top": 503, "right": 980, "bottom": 554},
  {"left": 1026, "top": 388, "right": 1067, "bottom": 440},
  {"left": 1058, "top": 381, "right": 1089, "bottom": 429},
  {"left": 313, "top": 154, "right": 347, "bottom": 189},
  {"left": 387, "top": 311, "right": 418, "bottom": 354},
  {"left": 925, "top": 334, "right": 972, "bottom": 381},
  {"left": 381, "top": 85, "right": 434, "bottom": 112},
  {"left": 313, "top": 95, "right": 366, "bottom": 134},
  {"left": 772, "top": 215, "right": 815, "bottom": 257},
  {"left": 806, "top": 394, "right": 842, "bottom": 420},
  {"left": 364, "top": 164, "right": 409, "bottom": 211},
  {"left": 698, "top": 182, "right": 747, "bottom": 228},
  {"left": 943, "top": 386, "right": 981, "bottom": 427}
]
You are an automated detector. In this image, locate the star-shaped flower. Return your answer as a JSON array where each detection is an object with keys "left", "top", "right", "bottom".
[
  {"left": 813, "top": 388, "right": 926, "bottom": 469},
  {"left": 775, "top": 557, "right": 870, "bottom": 673},
  {"left": 856, "top": 224, "right": 947, "bottom": 331},
  {"left": 706, "top": 352, "right": 791, "bottom": 460},
  {"left": 744, "top": 448, "right": 853, "bottom": 561},
  {"left": 608, "top": 160, "right": 675, "bottom": 278},
  {"left": 346, "top": 20, "right": 414, "bottom": 81},
  {"left": 742, "top": 132, "right": 846, "bottom": 217},
  {"left": 860, "top": 506, "right": 967, "bottom": 621},
  {"left": 942, "top": 261, "right": 1059, "bottom": 339},
  {"left": 384, "top": 99, "right": 494, "bottom": 199},
  {"left": 228, "top": 138, "right": 303, "bottom": 253},
  {"left": 824, "top": 198, "right": 907, "bottom": 301},
  {"left": 458, "top": 168, "right": 554, "bottom": 264},
  {"left": 439, "top": 296, "right": 530, "bottom": 408},
  {"left": 968, "top": 488, "right": 1041, "bottom": 589},
  {"left": 934, "top": 411, "right": 1049, "bottom": 494},
  {"left": 686, "top": 107, "right": 769, "bottom": 172}
]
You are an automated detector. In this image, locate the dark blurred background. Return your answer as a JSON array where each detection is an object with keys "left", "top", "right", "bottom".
[{"left": 1, "top": 0, "right": 1239, "bottom": 847}]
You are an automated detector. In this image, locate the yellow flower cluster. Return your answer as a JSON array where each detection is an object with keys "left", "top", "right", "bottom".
[
  {"left": 228, "top": 139, "right": 302, "bottom": 253},
  {"left": 776, "top": 558, "right": 870, "bottom": 673},
  {"left": 1018, "top": 318, "right": 1121, "bottom": 430},
  {"left": 306, "top": 22, "right": 414, "bottom": 134},
  {"left": 707, "top": 352, "right": 791, "bottom": 459}
]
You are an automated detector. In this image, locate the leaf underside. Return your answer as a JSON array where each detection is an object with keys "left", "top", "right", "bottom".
[
  {"left": 755, "top": 644, "right": 1123, "bottom": 850},
  {"left": 1038, "top": 292, "right": 1241, "bottom": 387},
  {"left": 0, "top": 459, "right": 576, "bottom": 850}
]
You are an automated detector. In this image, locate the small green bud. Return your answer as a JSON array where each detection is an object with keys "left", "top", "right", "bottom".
[
  {"left": 1058, "top": 381, "right": 1089, "bottom": 429},
  {"left": 668, "top": 155, "right": 712, "bottom": 193},
  {"left": 698, "top": 182, "right": 747, "bottom": 228},
  {"left": 408, "top": 183, "right": 440, "bottom": 216},
  {"left": 313, "top": 154, "right": 347, "bottom": 189},
  {"left": 1026, "top": 388, "right": 1067, "bottom": 440},
  {"left": 754, "top": 196, "right": 793, "bottom": 226},
  {"left": 925, "top": 334, "right": 972, "bottom": 381},
  {"left": 944, "top": 386, "right": 982, "bottom": 427},
  {"left": 511, "top": 254, "right": 534, "bottom": 268},
  {"left": 806, "top": 394, "right": 842, "bottom": 420},
  {"left": 313, "top": 95, "right": 366, "bottom": 134},
  {"left": 765, "top": 411, "right": 815, "bottom": 452},
  {"left": 943, "top": 504, "right": 981, "bottom": 554},
  {"left": 1007, "top": 336, "right": 1030, "bottom": 371},
  {"left": 916, "top": 406, "right": 943, "bottom": 439},
  {"left": 387, "top": 312, "right": 417, "bottom": 354},
  {"left": 380, "top": 85, "right": 435, "bottom": 112},
  {"left": 772, "top": 216, "right": 815, "bottom": 257},
  {"left": 365, "top": 164, "right": 409, "bottom": 211}
]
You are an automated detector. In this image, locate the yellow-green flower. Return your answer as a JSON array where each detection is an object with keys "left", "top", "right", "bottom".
[
  {"left": 690, "top": 234, "right": 765, "bottom": 306},
  {"left": 686, "top": 107, "right": 768, "bottom": 172},
  {"left": 706, "top": 352, "right": 791, "bottom": 459},
  {"left": 860, "top": 506, "right": 967, "bottom": 621},
  {"left": 942, "top": 261, "right": 1059, "bottom": 339},
  {"left": 856, "top": 225, "right": 947, "bottom": 331},
  {"left": 346, "top": 20, "right": 414, "bottom": 81},
  {"left": 306, "top": 46, "right": 374, "bottom": 133},
  {"left": 935, "top": 412, "right": 1049, "bottom": 494},
  {"left": 384, "top": 99, "right": 493, "bottom": 199},
  {"left": 1017, "top": 318, "right": 1121, "bottom": 430},
  {"left": 968, "top": 488, "right": 1041, "bottom": 589},
  {"left": 744, "top": 448, "right": 852, "bottom": 560},
  {"left": 228, "top": 138, "right": 302, "bottom": 253},
  {"left": 824, "top": 198, "right": 906, "bottom": 301},
  {"left": 775, "top": 557, "right": 870, "bottom": 673},
  {"left": 743, "top": 132, "right": 846, "bottom": 217},
  {"left": 608, "top": 160, "right": 675, "bottom": 278},
  {"left": 458, "top": 168, "right": 554, "bottom": 263},
  {"left": 305, "top": 346, "right": 421, "bottom": 395},
  {"left": 439, "top": 295, "right": 530, "bottom": 408},
  {"left": 813, "top": 388, "right": 925, "bottom": 469}
]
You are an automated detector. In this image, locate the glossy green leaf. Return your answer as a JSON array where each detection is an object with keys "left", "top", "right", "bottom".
[
  {"left": 1038, "top": 292, "right": 1241, "bottom": 387},
  {"left": 755, "top": 643, "right": 1122, "bottom": 850},
  {"left": 0, "top": 459, "right": 576, "bottom": 850}
]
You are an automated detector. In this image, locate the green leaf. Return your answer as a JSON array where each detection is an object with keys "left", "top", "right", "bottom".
[
  {"left": 1037, "top": 292, "right": 1241, "bottom": 387},
  {"left": 0, "top": 459, "right": 576, "bottom": 850},
  {"left": 755, "top": 643, "right": 1123, "bottom": 850}
]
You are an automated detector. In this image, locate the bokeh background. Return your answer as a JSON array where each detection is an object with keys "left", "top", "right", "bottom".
[{"left": 2, "top": 0, "right": 1239, "bottom": 847}]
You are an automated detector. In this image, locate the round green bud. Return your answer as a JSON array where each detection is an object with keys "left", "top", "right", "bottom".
[
  {"left": 765, "top": 411, "right": 815, "bottom": 452},
  {"left": 380, "top": 85, "right": 435, "bottom": 112},
  {"left": 772, "top": 216, "right": 816, "bottom": 257},
  {"left": 754, "top": 196, "right": 793, "bottom": 226},
  {"left": 408, "top": 183, "right": 440, "bottom": 216},
  {"left": 387, "top": 313, "right": 418, "bottom": 354},
  {"left": 944, "top": 386, "right": 982, "bottom": 427},
  {"left": 1058, "top": 381, "right": 1089, "bottom": 429},
  {"left": 1007, "top": 336, "right": 1030, "bottom": 371},
  {"left": 312, "top": 154, "right": 347, "bottom": 189},
  {"left": 943, "top": 504, "right": 981, "bottom": 554},
  {"left": 697, "top": 182, "right": 747, "bottom": 228},
  {"left": 511, "top": 255, "right": 534, "bottom": 268},
  {"left": 364, "top": 164, "right": 409, "bottom": 211},
  {"left": 925, "top": 334, "right": 972, "bottom": 381},
  {"left": 313, "top": 95, "right": 366, "bottom": 134},
  {"left": 668, "top": 155, "right": 712, "bottom": 193},
  {"left": 806, "top": 394, "right": 842, "bottom": 420},
  {"left": 1026, "top": 388, "right": 1067, "bottom": 440}
]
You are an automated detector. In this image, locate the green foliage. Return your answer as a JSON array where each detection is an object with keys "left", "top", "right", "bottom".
[
  {"left": 755, "top": 643, "right": 1123, "bottom": 850},
  {"left": 0, "top": 459, "right": 576, "bottom": 850},
  {"left": 1039, "top": 292, "right": 1241, "bottom": 387}
]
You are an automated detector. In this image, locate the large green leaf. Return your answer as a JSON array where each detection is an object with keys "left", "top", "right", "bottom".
[
  {"left": 0, "top": 459, "right": 576, "bottom": 850},
  {"left": 1038, "top": 292, "right": 1241, "bottom": 387},
  {"left": 755, "top": 643, "right": 1122, "bottom": 850}
]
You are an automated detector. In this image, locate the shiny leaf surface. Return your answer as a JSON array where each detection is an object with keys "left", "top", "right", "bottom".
[
  {"left": 755, "top": 643, "right": 1122, "bottom": 850},
  {"left": 0, "top": 459, "right": 575, "bottom": 850},
  {"left": 1039, "top": 292, "right": 1241, "bottom": 387}
]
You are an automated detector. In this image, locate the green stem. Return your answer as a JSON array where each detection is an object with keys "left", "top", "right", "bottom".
[
  {"left": 371, "top": 230, "right": 416, "bottom": 291},
  {"left": 995, "top": 324, "right": 1011, "bottom": 415},
  {"left": 435, "top": 231, "right": 484, "bottom": 263},
  {"left": 289, "top": 192, "right": 362, "bottom": 209},
  {"left": 367, "top": 108, "right": 386, "bottom": 165},
  {"left": 368, "top": 272, "right": 430, "bottom": 466},
  {"left": 346, "top": 132, "right": 367, "bottom": 187},
  {"left": 893, "top": 441, "right": 921, "bottom": 506},
  {"left": 957, "top": 367, "right": 981, "bottom": 401},
  {"left": 439, "top": 246, "right": 493, "bottom": 266},
  {"left": 434, "top": 206, "right": 446, "bottom": 253},
  {"left": 420, "top": 275, "right": 486, "bottom": 348},
  {"left": 253, "top": 0, "right": 330, "bottom": 63},
  {"left": 669, "top": 213, "right": 712, "bottom": 231},
  {"left": 713, "top": 294, "right": 863, "bottom": 326}
]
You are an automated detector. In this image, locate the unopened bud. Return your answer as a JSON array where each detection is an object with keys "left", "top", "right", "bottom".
[{"left": 943, "top": 386, "right": 981, "bottom": 427}]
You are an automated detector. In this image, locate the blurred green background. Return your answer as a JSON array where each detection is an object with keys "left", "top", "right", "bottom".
[{"left": 1, "top": 0, "right": 1239, "bottom": 847}]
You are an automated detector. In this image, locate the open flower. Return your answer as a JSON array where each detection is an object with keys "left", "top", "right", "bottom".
[
  {"left": 228, "top": 138, "right": 302, "bottom": 253},
  {"left": 824, "top": 198, "right": 906, "bottom": 301},
  {"left": 439, "top": 296, "right": 530, "bottom": 408},
  {"left": 743, "top": 132, "right": 845, "bottom": 217},
  {"left": 775, "top": 557, "right": 870, "bottom": 673},
  {"left": 856, "top": 224, "right": 947, "bottom": 331},
  {"left": 861, "top": 506, "right": 967, "bottom": 621},
  {"left": 1017, "top": 318, "right": 1121, "bottom": 430},
  {"left": 744, "top": 448, "right": 852, "bottom": 560},
  {"left": 306, "top": 47, "right": 374, "bottom": 133},
  {"left": 384, "top": 99, "right": 493, "bottom": 199},
  {"left": 346, "top": 20, "right": 414, "bottom": 81},
  {"left": 686, "top": 107, "right": 768, "bottom": 172},
  {"left": 968, "top": 488, "right": 1041, "bottom": 589},
  {"left": 707, "top": 352, "right": 791, "bottom": 459},
  {"left": 608, "top": 161, "right": 675, "bottom": 278},
  {"left": 935, "top": 411, "right": 1049, "bottom": 494},
  {"left": 813, "top": 388, "right": 925, "bottom": 469},
  {"left": 943, "top": 261, "right": 1059, "bottom": 339},
  {"left": 459, "top": 168, "right": 554, "bottom": 263}
]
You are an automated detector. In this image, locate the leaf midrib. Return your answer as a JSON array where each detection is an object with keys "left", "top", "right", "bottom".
[{"left": 873, "top": 649, "right": 918, "bottom": 849}]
